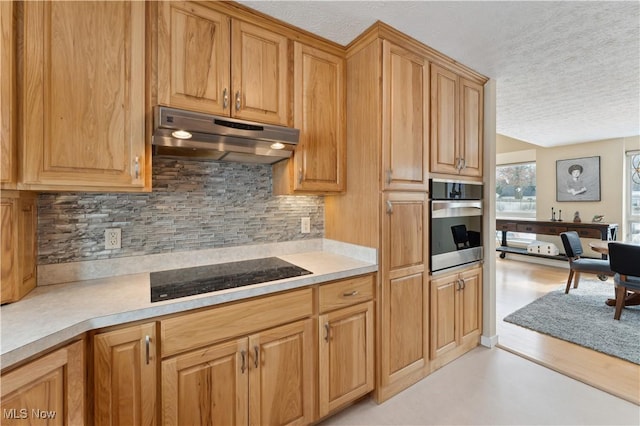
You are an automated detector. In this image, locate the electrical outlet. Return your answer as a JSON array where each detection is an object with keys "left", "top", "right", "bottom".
[
  {"left": 301, "top": 217, "right": 311, "bottom": 234},
  {"left": 105, "top": 228, "right": 121, "bottom": 249}
]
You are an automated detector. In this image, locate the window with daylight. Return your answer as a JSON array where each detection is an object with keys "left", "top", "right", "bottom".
[
  {"left": 627, "top": 151, "right": 640, "bottom": 243},
  {"left": 496, "top": 162, "right": 536, "bottom": 219}
]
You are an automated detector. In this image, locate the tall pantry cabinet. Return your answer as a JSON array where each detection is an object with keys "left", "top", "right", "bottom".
[
  {"left": 325, "top": 23, "right": 430, "bottom": 403},
  {"left": 325, "top": 22, "right": 487, "bottom": 402}
]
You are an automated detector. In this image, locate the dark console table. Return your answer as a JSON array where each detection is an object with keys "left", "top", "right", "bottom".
[{"left": 496, "top": 219, "right": 618, "bottom": 260}]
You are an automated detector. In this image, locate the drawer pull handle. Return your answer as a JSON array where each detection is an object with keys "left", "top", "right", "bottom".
[
  {"left": 324, "top": 323, "right": 330, "bottom": 342},
  {"left": 343, "top": 290, "right": 359, "bottom": 297},
  {"left": 235, "top": 91, "right": 241, "bottom": 111},
  {"left": 254, "top": 345, "right": 259, "bottom": 368},
  {"left": 223, "top": 88, "right": 229, "bottom": 109},
  {"left": 145, "top": 335, "right": 150, "bottom": 365},
  {"left": 240, "top": 350, "right": 247, "bottom": 373}
]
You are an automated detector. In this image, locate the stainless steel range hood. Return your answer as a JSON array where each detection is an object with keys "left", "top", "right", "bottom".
[{"left": 152, "top": 106, "right": 300, "bottom": 164}]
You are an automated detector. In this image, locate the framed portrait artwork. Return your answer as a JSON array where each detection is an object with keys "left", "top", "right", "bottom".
[{"left": 556, "top": 156, "right": 601, "bottom": 202}]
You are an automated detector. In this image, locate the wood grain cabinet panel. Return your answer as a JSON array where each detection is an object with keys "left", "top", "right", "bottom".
[
  {"left": 157, "top": 2, "right": 289, "bottom": 126},
  {"left": 431, "top": 63, "right": 483, "bottom": 178},
  {"left": 273, "top": 42, "right": 346, "bottom": 194},
  {"left": 430, "top": 266, "right": 482, "bottom": 370},
  {"left": 0, "top": 191, "right": 37, "bottom": 304},
  {"left": 157, "top": 1, "right": 230, "bottom": 115},
  {"left": 317, "top": 276, "right": 375, "bottom": 418},
  {"left": 93, "top": 322, "right": 157, "bottom": 426},
  {"left": 21, "top": 1, "right": 147, "bottom": 191},
  {"left": 379, "top": 192, "right": 429, "bottom": 400},
  {"left": 1, "top": 0, "right": 16, "bottom": 186},
  {"left": 162, "top": 319, "right": 313, "bottom": 426},
  {"left": 382, "top": 41, "right": 428, "bottom": 191},
  {"left": 0, "top": 340, "right": 85, "bottom": 425}
]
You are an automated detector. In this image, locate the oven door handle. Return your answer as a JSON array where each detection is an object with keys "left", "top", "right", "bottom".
[{"left": 431, "top": 200, "right": 482, "bottom": 218}]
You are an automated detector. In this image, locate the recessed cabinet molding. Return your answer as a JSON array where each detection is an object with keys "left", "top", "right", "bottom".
[
  {"left": 21, "top": 1, "right": 148, "bottom": 191},
  {"left": 157, "top": 1, "right": 289, "bottom": 126}
]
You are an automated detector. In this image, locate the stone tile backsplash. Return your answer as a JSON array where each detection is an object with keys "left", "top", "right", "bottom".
[{"left": 38, "top": 158, "right": 324, "bottom": 264}]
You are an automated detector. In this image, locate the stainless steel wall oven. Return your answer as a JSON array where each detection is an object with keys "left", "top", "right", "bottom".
[{"left": 430, "top": 179, "right": 484, "bottom": 272}]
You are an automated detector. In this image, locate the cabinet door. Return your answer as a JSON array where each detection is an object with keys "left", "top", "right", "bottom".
[
  {"left": 318, "top": 301, "right": 374, "bottom": 417},
  {"left": 382, "top": 41, "right": 428, "bottom": 191},
  {"left": 162, "top": 338, "right": 248, "bottom": 426},
  {"left": 94, "top": 322, "right": 156, "bottom": 426},
  {"left": 430, "top": 273, "right": 458, "bottom": 359},
  {"left": 22, "top": 1, "right": 146, "bottom": 190},
  {"left": 1, "top": 0, "right": 15, "bottom": 185},
  {"left": 291, "top": 42, "right": 345, "bottom": 192},
  {"left": 430, "top": 63, "right": 459, "bottom": 175},
  {"left": 459, "top": 78, "right": 483, "bottom": 177},
  {"left": 1, "top": 340, "right": 85, "bottom": 425},
  {"left": 379, "top": 192, "right": 428, "bottom": 400},
  {"left": 248, "top": 319, "right": 313, "bottom": 426},
  {"left": 231, "top": 20, "right": 289, "bottom": 126},
  {"left": 157, "top": 1, "right": 230, "bottom": 115},
  {"left": 0, "top": 192, "right": 37, "bottom": 304},
  {"left": 459, "top": 267, "right": 483, "bottom": 344}
]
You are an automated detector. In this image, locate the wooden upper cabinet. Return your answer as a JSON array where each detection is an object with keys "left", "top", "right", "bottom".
[
  {"left": 1, "top": 340, "right": 85, "bottom": 425},
  {"left": 157, "top": 2, "right": 289, "bottom": 126},
  {"left": 273, "top": 42, "right": 346, "bottom": 194},
  {"left": 93, "top": 322, "right": 157, "bottom": 426},
  {"left": 459, "top": 78, "right": 483, "bottom": 177},
  {"left": 1, "top": 0, "right": 16, "bottom": 186},
  {"left": 157, "top": 1, "right": 230, "bottom": 115},
  {"left": 21, "top": 1, "right": 147, "bottom": 191},
  {"left": 382, "top": 41, "right": 428, "bottom": 191},
  {"left": 430, "top": 63, "right": 483, "bottom": 178}
]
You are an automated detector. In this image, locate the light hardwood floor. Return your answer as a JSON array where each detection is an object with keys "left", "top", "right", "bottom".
[{"left": 496, "top": 255, "right": 640, "bottom": 405}]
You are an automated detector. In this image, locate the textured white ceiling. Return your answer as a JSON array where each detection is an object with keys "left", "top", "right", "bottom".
[{"left": 239, "top": 1, "right": 640, "bottom": 147}]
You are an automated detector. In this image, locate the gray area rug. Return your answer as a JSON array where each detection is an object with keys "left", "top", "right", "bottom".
[{"left": 504, "top": 280, "right": 640, "bottom": 364}]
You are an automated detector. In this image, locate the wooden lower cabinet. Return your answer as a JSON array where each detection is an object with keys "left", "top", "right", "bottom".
[
  {"left": 0, "top": 191, "right": 37, "bottom": 304},
  {"left": 377, "top": 192, "right": 429, "bottom": 402},
  {"left": 430, "top": 265, "right": 483, "bottom": 370},
  {"left": 161, "top": 319, "right": 313, "bottom": 426},
  {"left": 0, "top": 340, "right": 85, "bottom": 425},
  {"left": 318, "top": 301, "right": 374, "bottom": 418},
  {"left": 93, "top": 322, "right": 157, "bottom": 426}
]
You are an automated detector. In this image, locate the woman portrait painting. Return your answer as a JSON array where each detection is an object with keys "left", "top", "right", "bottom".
[{"left": 556, "top": 156, "right": 600, "bottom": 201}]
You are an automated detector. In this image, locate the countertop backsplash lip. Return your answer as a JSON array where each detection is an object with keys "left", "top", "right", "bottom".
[{"left": 1, "top": 240, "right": 378, "bottom": 369}]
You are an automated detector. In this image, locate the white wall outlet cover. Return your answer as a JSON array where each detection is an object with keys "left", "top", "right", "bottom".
[
  {"left": 301, "top": 217, "right": 311, "bottom": 234},
  {"left": 105, "top": 228, "right": 122, "bottom": 249}
]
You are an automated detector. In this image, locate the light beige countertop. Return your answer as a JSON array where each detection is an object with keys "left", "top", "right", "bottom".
[{"left": 1, "top": 239, "right": 377, "bottom": 369}]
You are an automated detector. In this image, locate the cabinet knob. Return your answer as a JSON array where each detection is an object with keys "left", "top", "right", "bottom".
[
  {"left": 235, "top": 91, "right": 241, "bottom": 111},
  {"left": 223, "top": 88, "right": 229, "bottom": 109}
]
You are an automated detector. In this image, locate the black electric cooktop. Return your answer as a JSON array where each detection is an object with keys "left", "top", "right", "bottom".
[{"left": 150, "top": 257, "right": 312, "bottom": 302}]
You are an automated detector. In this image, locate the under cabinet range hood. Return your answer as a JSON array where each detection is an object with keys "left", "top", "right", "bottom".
[{"left": 152, "top": 106, "right": 300, "bottom": 164}]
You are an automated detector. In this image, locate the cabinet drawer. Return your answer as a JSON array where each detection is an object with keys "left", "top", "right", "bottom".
[
  {"left": 319, "top": 275, "right": 374, "bottom": 313},
  {"left": 496, "top": 222, "right": 517, "bottom": 232},
  {"left": 567, "top": 227, "right": 602, "bottom": 239},
  {"left": 516, "top": 223, "right": 566, "bottom": 235},
  {"left": 161, "top": 288, "right": 312, "bottom": 357}
]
